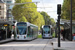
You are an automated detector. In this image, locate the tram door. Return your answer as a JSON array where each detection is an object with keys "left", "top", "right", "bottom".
[
  {"left": 5, "top": 27, "right": 8, "bottom": 39},
  {"left": 0, "top": 26, "right": 8, "bottom": 40}
]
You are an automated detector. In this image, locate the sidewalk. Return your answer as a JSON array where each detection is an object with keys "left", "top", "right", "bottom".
[
  {"left": 52, "top": 38, "right": 75, "bottom": 50},
  {"left": 0, "top": 38, "right": 14, "bottom": 44}
]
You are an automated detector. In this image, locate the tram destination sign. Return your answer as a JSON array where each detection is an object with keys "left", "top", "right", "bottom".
[
  {"left": 0, "top": 24, "right": 8, "bottom": 27},
  {"left": 17, "top": 23, "right": 27, "bottom": 26},
  {"left": 4, "top": 24, "right": 8, "bottom": 26}
]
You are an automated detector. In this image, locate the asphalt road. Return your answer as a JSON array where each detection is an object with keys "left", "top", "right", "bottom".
[{"left": 0, "top": 38, "right": 53, "bottom": 50}]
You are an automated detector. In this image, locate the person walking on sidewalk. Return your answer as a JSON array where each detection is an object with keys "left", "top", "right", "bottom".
[
  {"left": 63, "top": 29, "right": 66, "bottom": 41},
  {"left": 73, "top": 33, "right": 75, "bottom": 41},
  {"left": 61, "top": 29, "right": 66, "bottom": 41},
  {"left": 61, "top": 29, "right": 64, "bottom": 40}
]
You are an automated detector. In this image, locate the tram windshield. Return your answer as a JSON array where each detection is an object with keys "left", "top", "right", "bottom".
[
  {"left": 43, "top": 26, "right": 50, "bottom": 34},
  {"left": 17, "top": 26, "right": 27, "bottom": 35}
]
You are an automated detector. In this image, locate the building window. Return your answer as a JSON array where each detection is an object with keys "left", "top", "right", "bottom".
[
  {"left": 0, "top": 11, "right": 1, "bottom": 15},
  {"left": 1, "top": 17, "right": 4, "bottom": 19},
  {"left": 0, "top": 6, "right": 1, "bottom": 10}
]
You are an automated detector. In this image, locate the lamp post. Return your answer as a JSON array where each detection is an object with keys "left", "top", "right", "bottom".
[
  {"left": 57, "top": 4, "right": 61, "bottom": 47},
  {"left": 70, "top": 0, "right": 72, "bottom": 41}
]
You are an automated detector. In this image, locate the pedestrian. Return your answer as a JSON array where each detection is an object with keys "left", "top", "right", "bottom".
[
  {"left": 61, "top": 29, "right": 64, "bottom": 36},
  {"left": 0, "top": 29, "right": 1, "bottom": 40},
  {"left": 72, "top": 33, "right": 75, "bottom": 41},
  {"left": 63, "top": 29, "right": 66, "bottom": 41},
  {"left": 1, "top": 29, "right": 4, "bottom": 40},
  {"left": 3, "top": 30, "right": 6, "bottom": 39},
  {"left": 9, "top": 30, "right": 11, "bottom": 38},
  {"left": 60, "top": 29, "right": 64, "bottom": 40}
]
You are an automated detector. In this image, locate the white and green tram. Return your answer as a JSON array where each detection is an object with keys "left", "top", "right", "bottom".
[
  {"left": 15, "top": 22, "right": 38, "bottom": 40},
  {"left": 41, "top": 25, "right": 52, "bottom": 39}
]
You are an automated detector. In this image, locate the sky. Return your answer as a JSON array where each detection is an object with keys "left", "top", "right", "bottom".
[{"left": 32, "top": 0, "right": 64, "bottom": 22}]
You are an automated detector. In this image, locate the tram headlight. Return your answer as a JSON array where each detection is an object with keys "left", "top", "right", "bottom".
[{"left": 17, "top": 36, "right": 19, "bottom": 38}]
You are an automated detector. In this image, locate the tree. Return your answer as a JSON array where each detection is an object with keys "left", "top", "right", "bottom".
[
  {"left": 12, "top": 0, "right": 37, "bottom": 22},
  {"left": 32, "top": 12, "right": 45, "bottom": 30},
  {"left": 12, "top": 0, "right": 45, "bottom": 30},
  {"left": 61, "top": 0, "right": 75, "bottom": 20},
  {"left": 40, "top": 11, "right": 55, "bottom": 26},
  {"left": 50, "top": 18, "right": 55, "bottom": 27},
  {"left": 40, "top": 11, "right": 51, "bottom": 25}
]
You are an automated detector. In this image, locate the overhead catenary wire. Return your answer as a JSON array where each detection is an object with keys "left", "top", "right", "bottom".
[
  {"left": 22, "top": 7, "right": 52, "bottom": 8},
  {"left": 6, "top": 2, "right": 40, "bottom": 5}
]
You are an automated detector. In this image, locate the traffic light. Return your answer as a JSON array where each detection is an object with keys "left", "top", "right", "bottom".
[{"left": 57, "top": 4, "right": 61, "bottom": 14}]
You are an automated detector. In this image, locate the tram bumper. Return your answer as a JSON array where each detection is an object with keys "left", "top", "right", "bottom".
[
  {"left": 42, "top": 37, "right": 52, "bottom": 39},
  {"left": 42, "top": 36, "right": 52, "bottom": 39},
  {"left": 15, "top": 37, "right": 33, "bottom": 40}
]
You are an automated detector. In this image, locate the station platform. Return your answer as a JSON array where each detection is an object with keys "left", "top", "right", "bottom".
[
  {"left": 52, "top": 38, "right": 75, "bottom": 50},
  {"left": 0, "top": 38, "right": 14, "bottom": 44}
]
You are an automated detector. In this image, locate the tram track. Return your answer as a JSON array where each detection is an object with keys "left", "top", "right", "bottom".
[
  {"left": 43, "top": 39, "right": 49, "bottom": 50},
  {"left": 0, "top": 39, "right": 53, "bottom": 50},
  {"left": 42, "top": 39, "right": 52, "bottom": 50},
  {"left": 27, "top": 38, "right": 43, "bottom": 50}
]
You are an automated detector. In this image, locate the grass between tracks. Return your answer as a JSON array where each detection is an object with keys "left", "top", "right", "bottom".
[
  {"left": 52, "top": 32, "right": 55, "bottom": 38},
  {"left": 38, "top": 34, "right": 42, "bottom": 38}
]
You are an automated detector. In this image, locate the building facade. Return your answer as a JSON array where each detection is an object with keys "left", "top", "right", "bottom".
[
  {"left": 2, "top": 0, "right": 15, "bottom": 20},
  {"left": 0, "top": 0, "right": 6, "bottom": 19}
]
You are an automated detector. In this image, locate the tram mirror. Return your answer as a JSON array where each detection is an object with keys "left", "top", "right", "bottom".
[
  {"left": 13, "top": 21, "right": 16, "bottom": 23},
  {"left": 12, "top": 24, "right": 14, "bottom": 26}
]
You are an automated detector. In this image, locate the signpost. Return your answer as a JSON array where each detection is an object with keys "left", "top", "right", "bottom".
[
  {"left": 70, "top": 0, "right": 72, "bottom": 41},
  {"left": 57, "top": 4, "right": 61, "bottom": 47}
]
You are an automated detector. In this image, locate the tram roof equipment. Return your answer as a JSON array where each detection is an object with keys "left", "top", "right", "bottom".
[{"left": 0, "top": 19, "right": 17, "bottom": 25}]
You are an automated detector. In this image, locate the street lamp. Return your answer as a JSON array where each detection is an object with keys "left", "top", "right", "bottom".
[
  {"left": 70, "top": 0, "right": 72, "bottom": 41},
  {"left": 57, "top": 4, "right": 61, "bottom": 47}
]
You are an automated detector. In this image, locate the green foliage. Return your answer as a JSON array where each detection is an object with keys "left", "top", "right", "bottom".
[
  {"left": 38, "top": 34, "right": 42, "bottom": 38},
  {"left": 19, "top": 16, "right": 28, "bottom": 22},
  {"left": 12, "top": 0, "right": 45, "bottom": 30},
  {"left": 52, "top": 32, "right": 55, "bottom": 38},
  {"left": 40, "top": 11, "right": 55, "bottom": 27},
  {"left": 40, "top": 11, "right": 51, "bottom": 25},
  {"left": 61, "top": 0, "right": 75, "bottom": 20},
  {"left": 32, "top": 12, "right": 45, "bottom": 30},
  {"left": 50, "top": 18, "right": 55, "bottom": 26}
]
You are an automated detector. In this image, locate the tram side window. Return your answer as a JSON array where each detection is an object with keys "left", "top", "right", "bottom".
[
  {"left": 28, "top": 26, "right": 30, "bottom": 35},
  {"left": 72, "top": 26, "right": 75, "bottom": 34},
  {"left": 32, "top": 28, "right": 35, "bottom": 35}
]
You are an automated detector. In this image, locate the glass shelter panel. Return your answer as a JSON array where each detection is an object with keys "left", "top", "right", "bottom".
[{"left": 72, "top": 25, "right": 75, "bottom": 34}]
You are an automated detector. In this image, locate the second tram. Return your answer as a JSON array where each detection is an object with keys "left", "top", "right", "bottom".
[
  {"left": 15, "top": 22, "right": 38, "bottom": 40},
  {"left": 41, "top": 25, "right": 52, "bottom": 39}
]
